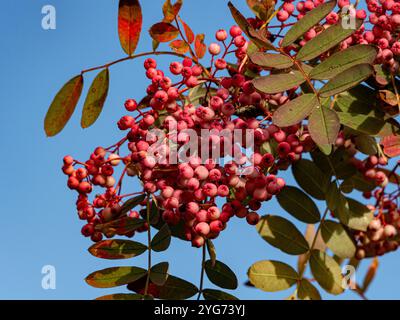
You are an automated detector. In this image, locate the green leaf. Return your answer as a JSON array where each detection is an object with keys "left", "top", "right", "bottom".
[
  {"left": 297, "top": 19, "right": 363, "bottom": 61},
  {"left": 249, "top": 52, "right": 293, "bottom": 69},
  {"left": 272, "top": 94, "right": 318, "bottom": 127},
  {"left": 355, "top": 134, "right": 378, "bottom": 155},
  {"left": 276, "top": 186, "right": 320, "bottom": 223},
  {"left": 346, "top": 198, "right": 374, "bottom": 231},
  {"left": 335, "top": 192, "right": 350, "bottom": 224},
  {"left": 150, "top": 262, "right": 169, "bottom": 286},
  {"left": 85, "top": 266, "right": 147, "bottom": 288},
  {"left": 309, "top": 250, "right": 344, "bottom": 295},
  {"left": 321, "top": 220, "right": 356, "bottom": 258},
  {"left": 282, "top": 0, "right": 337, "bottom": 47},
  {"left": 202, "top": 289, "right": 238, "bottom": 300},
  {"left": 88, "top": 239, "right": 147, "bottom": 259},
  {"left": 253, "top": 71, "right": 305, "bottom": 94},
  {"left": 157, "top": 276, "right": 199, "bottom": 300},
  {"left": 205, "top": 260, "right": 238, "bottom": 290},
  {"left": 149, "top": 22, "right": 179, "bottom": 42},
  {"left": 44, "top": 75, "right": 84, "bottom": 137},
  {"left": 121, "top": 194, "right": 146, "bottom": 214},
  {"left": 326, "top": 181, "right": 340, "bottom": 211},
  {"left": 118, "top": 0, "right": 142, "bottom": 55},
  {"left": 337, "top": 112, "right": 400, "bottom": 137},
  {"left": 206, "top": 239, "right": 217, "bottom": 267},
  {"left": 310, "top": 45, "right": 378, "bottom": 80},
  {"left": 319, "top": 64, "right": 374, "bottom": 98},
  {"left": 256, "top": 215, "right": 310, "bottom": 255},
  {"left": 151, "top": 224, "right": 171, "bottom": 252},
  {"left": 292, "top": 159, "right": 329, "bottom": 200},
  {"left": 309, "top": 105, "right": 340, "bottom": 155},
  {"left": 335, "top": 162, "right": 357, "bottom": 180},
  {"left": 95, "top": 293, "right": 143, "bottom": 300},
  {"left": 246, "top": 0, "right": 276, "bottom": 21},
  {"left": 340, "top": 178, "right": 354, "bottom": 194},
  {"left": 335, "top": 85, "right": 382, "bottom": 116},
  {"left": 297, "top": 279, "right": 321, "bottom": 300},
  {"left": 81, "top": 69, "right": 109, "bottom": 128},
  {"left": 349, "top": 172, "right": 376, "bottom": 192},
  {"left": 248, "top": 260, "right": 299, "bottom": 292}
]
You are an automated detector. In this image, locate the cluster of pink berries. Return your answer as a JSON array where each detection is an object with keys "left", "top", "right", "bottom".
[
  {"left": 60, "top": 24, "right": 322, "bottom": 246},
  {"left": 274, "top": 0, "right": 400, "bottom": 73},
  {"left": 354, "top": 195, "right": 400, "bottom": 259},
  {"left": 353, "top": 155, "right": 390, "bottom": 188},
  {"left": 362, "top": 0, "right": 400, "bottom": 72}
]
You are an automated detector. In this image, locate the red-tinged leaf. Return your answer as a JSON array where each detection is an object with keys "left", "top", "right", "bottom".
[
  {"left": 282, "top": 0, "right": 337, "bottom": 47},
  {"left": 228, "top": 1, "right": 275, "bottom": 51},
  {"left": 118, "top": 0, "right": 142, "bottom": 56},
  {"left": 86, "top": 266, "right": 147, "bottom": 288},
  {"left": 361, "top": 257, "right": 379, "bottom": 293},
  {"left": 381, "top": 134, "right": 400, "bottom": 157},
  {"left": 44, "top": 75, "right": 84, "bottom": 137},
  {"left": 149, "top": 22, "right": 179, "bottom": 42},
  {"left": 379, "top": 90, "right": 399, "bottom": 107},
  {"left": 310, "top": 45, "right": 378, "bottom": 80},
  {"left": 297, "top": 19, "right": 364, "bottom": 61},
  {"left": 249, "top": 52, "right": 293, "bottom": 69},
  {"left": 195, "top": 34, "right": 206, "bottom": 59},
  {"left": 88, "top": 239, "right": 147, "bottom": 259},
  {"left": 127, "top": 275, "right": 199, "bottom": 299},
  {"left": 319, "top": 64, "right": 374, "bottom": 98},
  {"left": 162, "top": 0, "right": 183, "bottom": 23},
  {"left": 252, "top": 71, "right": 306, "bottom": 94},
  {"left": 81, "top": 69, "right": 109, "bottom": 128},
  {"left": 272, "top": 94, "right": 318, "bottom": 127},
  {"left": 308, "top": 105, "right": 340, "bottom": 155},
  {"left": 96, "top": 293, "right": 143, "bottom": 300},
  {"left": 178, "top": 17, "right": 195, "bottom": 44},
  {"left": 169, "top": 39, "right": 190, "bottom": 54},
  {"left": 95, "top": 217, "right": 146, "bottom": 236}
]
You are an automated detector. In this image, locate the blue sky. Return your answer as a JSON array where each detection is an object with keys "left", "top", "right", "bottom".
[{"left": 0, "top": 0, "right": 399, "bottom": 300}]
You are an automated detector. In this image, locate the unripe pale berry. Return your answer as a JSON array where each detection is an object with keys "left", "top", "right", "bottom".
[
  {"left": 195, "top": 222, "right": 210, "bottom": 236},
  {"left": 216, "top": 29, "right": 228, "bottom": 41},
  {"left": 208, "top": 43, "right": 221, "bottom": 55}
]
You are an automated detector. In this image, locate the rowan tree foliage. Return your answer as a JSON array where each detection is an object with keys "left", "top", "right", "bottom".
[{"left": 45, "top": 0, "right": 400, "bottom": 300}]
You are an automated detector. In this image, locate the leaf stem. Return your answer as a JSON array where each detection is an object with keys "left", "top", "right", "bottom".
[
  {"left": 80, "top": 51, "right": 204, "bottom": 75},
  {"left": 261, "top": 2, "right": 285, "bottom": 30},
  {"left": 299, "top": 207, "right": 330, "bottom": 278},
  {"left": 144, "top": 195, "right": 152, "bottom": 296},
  {"left": 196, "top": 244, "right": 206, "bottom": 300}
]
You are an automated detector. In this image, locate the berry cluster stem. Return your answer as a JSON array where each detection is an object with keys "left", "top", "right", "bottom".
[
  {"left": 196, "top": 244, "right": 206, "bottom": 300},
  {"left": 144, "top": 195, "right": 152, "bottom": 296}
]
